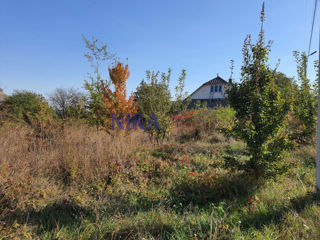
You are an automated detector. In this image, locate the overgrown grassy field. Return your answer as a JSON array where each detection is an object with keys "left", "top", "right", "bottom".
[{"left": 0, "top": 116, "right": 319, "bottom": 239}]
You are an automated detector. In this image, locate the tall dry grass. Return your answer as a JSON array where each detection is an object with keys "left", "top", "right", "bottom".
[{"left": 0, "top": 123, "right": 152, "bottom": 219}]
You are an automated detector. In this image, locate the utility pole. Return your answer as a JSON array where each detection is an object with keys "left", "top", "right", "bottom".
[
  {"left": 317, "top": 28, "right": 320, "bottom": 198},
  {"left": 308, "top": 0, "right": 320, "bottom": 198}
]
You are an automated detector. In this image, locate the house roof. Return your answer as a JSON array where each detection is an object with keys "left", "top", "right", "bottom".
[
  {"left": 202, "top": 76, "right": 230, "bottom": 86},
  {"left": 189, "top": 76, "right": 230, "bottom": 98}
]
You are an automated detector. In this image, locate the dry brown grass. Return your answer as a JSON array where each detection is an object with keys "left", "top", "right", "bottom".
[
  {"left": 0, "top": 117, "right": 319, "bottom": 239},
  {"left": 0, "top": 123, "right": 153, "bottom": 219}
]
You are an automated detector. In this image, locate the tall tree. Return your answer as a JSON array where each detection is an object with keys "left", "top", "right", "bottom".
[
  {"left": 101, "top": 62, "right": 138, "bottom": 119},
  {"left": 172, "top": 69, "right": 189, "bottom": 114},
  {"left": 292, "top": 51, "right": 317, "bottom": 143},
  {"left": 83, "top": 36, "right": 116, "bottom": 129},
  {"left": 228, "top": 4, "right": 292, "bottom": 178}
]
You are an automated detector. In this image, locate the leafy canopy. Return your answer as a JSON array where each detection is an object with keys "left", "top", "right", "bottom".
[
  {"left": 83, "top": 36, "right": 116, "bottom": 129},
  {"left": 5, "top": 90, "right": 53, "bottom": 123},
  {"left": 101, "top": 62, "right": 138, "bottom": 117},
  {"left": 228, "top": 5, "right": 293, "bottom": 178},
  {"left": 135, "top": 68, "right": 188, "bottom": 143},
  {"left": 292, "top": 51, "right": 317, "bottom": 143}
]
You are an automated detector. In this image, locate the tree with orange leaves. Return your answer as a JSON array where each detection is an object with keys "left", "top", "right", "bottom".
[{"left": 101, "top": 62, "right": 138, "bottom": 122}]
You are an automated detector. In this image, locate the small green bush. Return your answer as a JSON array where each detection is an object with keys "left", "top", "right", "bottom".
[
  {"left": 5, "top": 90, "right": 54, "bottom": 123},
  {"left": 135, "top": 68, "right": 188, "bottom": 143}
]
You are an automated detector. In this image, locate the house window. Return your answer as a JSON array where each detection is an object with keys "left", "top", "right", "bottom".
[
  {"left": 215, "top": 86, "right": 218, "bottom": 92},
  {"left": 219, "top": 86, "right": 222, "bottom": 92},
  {"left": 210, "top": 86, "right": 214, "bottom": 92}
]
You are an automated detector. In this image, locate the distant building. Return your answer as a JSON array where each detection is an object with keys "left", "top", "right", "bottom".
[{"left": 188, "top": 75, "right": 232, "bottom": 108}]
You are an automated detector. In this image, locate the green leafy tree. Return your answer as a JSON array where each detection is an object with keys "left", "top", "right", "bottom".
[
  {"left": 172, "top": 69, "right": 190, "bottom": 113},
  {"left": 313, "top": 59, "right": 319, "bottom": 96},
  {"left": 292, "top": 51, "right": 317, "bottom": 143},
  {"left": 135, "top": 69, "right": 188, "bottom": 143},
  {"left": 274, "top": 72, "right": 296, "bottom": 104},
  {"left": 228, "top": 6, "right": 292, "bottom": 178},
  {"left": 5, "top": 90, "right": 54, "bottom": 123},
  {"left": 83, "top": 36, "right": 116, "bottom": 130},
  {"left": 135, "top": 69, "right": 172, "bottom": 143}
]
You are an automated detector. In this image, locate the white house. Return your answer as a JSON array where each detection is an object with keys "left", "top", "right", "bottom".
[{"left": 188, "top": 75, "right": 232, "bottom": 108}]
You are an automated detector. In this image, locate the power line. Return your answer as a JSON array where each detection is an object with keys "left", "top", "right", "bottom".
[{"left": 308, "top": 0, "right": 318, "bottom": 58}]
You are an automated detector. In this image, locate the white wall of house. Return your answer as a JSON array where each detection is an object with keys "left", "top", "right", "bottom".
[{"left": 191, "top": 85, "right": 228, "bottom": 99}]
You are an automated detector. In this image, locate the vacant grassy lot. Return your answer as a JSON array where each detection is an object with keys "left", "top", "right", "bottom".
[{"left": 0, "top": 121, "right": 319, "bottom": 239}]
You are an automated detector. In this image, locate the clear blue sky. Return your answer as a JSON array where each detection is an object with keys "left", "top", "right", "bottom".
[{"left": 0, "top": 0, "right": 319, "bottom": 97}]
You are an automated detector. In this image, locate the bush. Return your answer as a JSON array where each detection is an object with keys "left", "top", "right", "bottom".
[
  {"left": 195, "top": 107, "right": 235, "bottom": 134},
  {"left": 291, "top": 51, "right": 317, "bottom": 144},
  {"left": 4, "top": 90, "right": 54, "bottom": 123},
  {"left": 227, "top": 8, "right": 293, "bottom": 178},
  {"left": 135, "top": 69, "right": 188, "bottom": 143}
]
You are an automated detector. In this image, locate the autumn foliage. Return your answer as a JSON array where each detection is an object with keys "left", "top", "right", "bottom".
[{"left": 101, "top": 62, "right": 138, "bottom": 117}]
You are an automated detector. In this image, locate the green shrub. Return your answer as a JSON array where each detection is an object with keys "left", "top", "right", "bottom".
[
  {"left": 135, "top": 69, "right": 188, "bottom": 143},
  {"left": 292, "top": 51, "right": 317, "bottom": 144},
  {"left": 83, "top": 36, "right": 115, "bottom": 130},
  {"left": 227, "top": 9, "right": 293, "bottom": 178},
  {"left": 5, "top": 90, "right": 54, "bottom": 123}
]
